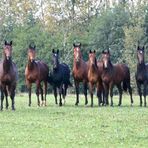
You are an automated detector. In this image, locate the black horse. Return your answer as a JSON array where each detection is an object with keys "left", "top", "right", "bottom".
[
  {"left": 135, "top": 46, "right": 148, "bottom": 107},
  {"left": 48, "top": 49, "right": 72, "bottom": 106}
]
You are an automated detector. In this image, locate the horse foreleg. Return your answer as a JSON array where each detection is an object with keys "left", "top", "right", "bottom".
[
  {"left": 83, "top": 82, "right": 88, "bottom": 105},
  {"left": 97, "top": 83, "right": 102, "bottom": 106},
  {"left": 58, "top": 86, "right": 62, "bottom": 106},
  {"left": 40, "top": 86, "right": 44, "bottom": 106},
  {"left": 1, "top": 89, "right": 4, "bottom": 111},
  {"left": 143, "top": 82, "right": 147, "bottom": 107},
  {"left": 4, "top": 87, "right": 9, "bottom": 109},
  {"left": 89, "top": 82, "right": 94, "bottom": 107},
  {"left": 109, "top": 84, "right": 114, "bottom": 107},
  {"left": 127, "top": 83, "right": 133, "bottom": 106},
  {"left": 36, "top": 82, "right": 40, "bottom": 107},
  {"left": 53, "top": 87, "right": 58, "bottom": 104},
  {"left": 27, "top": 82, "right": 32, "bottom": 107},
  {"left": 117, "top": 84, "right": 122, "bottom": 106},
  {"left": 103, "top": 83, "right": 109, "bottom": 106},
  {"left": 137, "top": 82, "right": 142, "bottom": 106},
  {"left": 74, "top": 80, "right": 79, "bottom": 106},
  {"left": 9, "top": 85, "right": 16, "bottom": 111}
]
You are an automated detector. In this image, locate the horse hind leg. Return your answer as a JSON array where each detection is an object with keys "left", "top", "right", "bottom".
[
  {"left": 9, "top": 86, "right": 16, "bottom": 111},
  {"left": 53, "top": 87, "right": 58, "bottom": 105},
  {"left": 43, "top": 81, "right": 47, "bottom": 106},
  {"left": 74, "top": 81, "right": 79, "bottom": 106},
  {"left": 40, "top": 86, "right": 44, "bottom": 106},
  {"left": 117, "top": 84, "right": 122, "bottom": 106}
]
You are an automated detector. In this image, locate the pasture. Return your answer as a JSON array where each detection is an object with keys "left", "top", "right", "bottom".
[{"left": 0, "top": 94, "right": 148, "bottom": 147}]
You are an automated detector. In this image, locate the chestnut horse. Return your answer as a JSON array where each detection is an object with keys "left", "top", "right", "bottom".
[
  {"left": 25, "top": 44, "right": 49, "bottom": 106},
  {"left": 0, "top": 41, "right": 18, "bottom": 110},
  {"left": 101, "top": 49, "right": 133, "bottom": 106},
  {"left": 88, "top": 50, "right": 104, "bottom": 107},
  {"left": 48, "top": 49, "right": 72, "bottom": 106},
  {"left": 72, "top": 43, "right": 88, "bottom": 105},
  {"left": 135, "top": 46, "right": 148, "bottom": 107}
]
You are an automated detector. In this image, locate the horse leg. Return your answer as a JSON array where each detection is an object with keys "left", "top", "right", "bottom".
[
  {"left": 117, "top": 84, "right": 122, "bottom": 106},
  {"left": 58, "top": 86, "right": 62, "bottom": 106},
  {"left": 36, "top": 82, "right": 41, "bottom": 106},
  {"left": 103, "top": 83, "right": 109, "bottom": 106},
  {"left": 4, "top": 87, "right": 9, "bottom": 109},
  {"left": 40, "top": 85, "right": 44, "bottom": 106},
  {"left": 1, "top": 89, "right": 4, "bottom": 111},
  {"left": 137, "top": 82, "right": 142, "bottom": 106},
  {"left": 27, "top": 83, "right": 32, "bottom": 107},
  {"left": 127, "top": 83, "right": 133, "bottom": 106},
  {"left": 143, "top": 82, "right": 147, "bottom": 107},
  {"left": 53, "top": 86, "right": 58, "bottom": 104},
  {"left": 62, "top": 84, "right": 68, "bottom": 105},
  {"left": 109, "top": 84, "right": 114, "bottom": 107},
  {"left": 97, "top": 82, "right": 102, "bottom": 106},
  {"left": 74, "top": 80, "right": 79, "bottom": 106},
  {"left": 9, "top": 85, "right": 16, "bottom": 111},
  {"left": 89, "top": 82, "right": 94, "bottom": 107},
  {"left": 83, "top": 82, "right": 88, "bottom": 105},
  {"left": 44, "top": 81, "right": 47, "bottom": 106}
]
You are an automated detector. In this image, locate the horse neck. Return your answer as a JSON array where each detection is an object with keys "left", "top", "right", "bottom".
[
  {"left": 73, "top": 58, "right": 83, "bottom": 69},
  {"left": 88, "top": 62, "right": 98, "bottom": 74},
  {"left": 3, "top": 58, "right": 12, "bottom": 73},
  {"left": 28, "top": 60, "right": 36, "bottom": 71},
  {"left": 104, "top": 61, "right": 113, "bottom": 73},
  {"left": 137, "top": 63, "right": 146, "bottom": 73}
]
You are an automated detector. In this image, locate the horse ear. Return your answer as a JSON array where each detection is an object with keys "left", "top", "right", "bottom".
[
  {"left": 34, "top": 45, "right": 36, "bottom": 49},
  {"left": 5, "top": 40, "right": 7, "bottom": 45},
  {"left": 79, "top": 43, "right": 81, "bottom": 47},
  {"left": 73, "top": 43, "right": 76, "bottom": 47},
  {"left": 94, "top": 50, "right": 96, "bottom": 53},
  {"left": 89, "top": 50, "right": 92, "bottom": 53},
  {"left": 102, "top": 50, "right": 105, "bottom": 54},
  {"left": 137, "top": 46, "right": 140, "bottom": 50},
  {"left": 10, "top": 41, "right": 12, "bottom": 46},
  {"left": 142, "top": 46, "right": 144, "bottom": 51},
  {"left": 57, "top": 49, "right": 59, "bottom": 54},
  {"left": 29, "top": 44, "right": 32, "bottom": 49},
  {"left": 52, "top": 49, "right": 55, "bottom": 53}
]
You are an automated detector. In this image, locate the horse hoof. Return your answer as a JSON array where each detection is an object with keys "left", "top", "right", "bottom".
[
  {"left": 12, "top": 108, "right": 15, "bottom": 111},
  {"left": 144, "top": 104, "right": 146, "bottom": 107},
  {"left": 75, "top": 103, "right": 79, "bottom": 106},
  {"left": 59, "top": 103, "right": 62, "bottom": 106},
  {"left": 118, "top": 104, "right": 121, "bottom": 106}
]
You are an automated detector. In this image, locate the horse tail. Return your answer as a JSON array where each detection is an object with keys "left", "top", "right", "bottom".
[{"left": 122, "top": 80, "right": 127, "bottom": 92}]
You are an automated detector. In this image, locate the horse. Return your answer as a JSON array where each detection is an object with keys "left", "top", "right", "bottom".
[
  {"left": 135, "top": 46, "right": 148, "bottom": 107},
  {"left": 87, "top": 50, "right": 104, "bottom": 107},
  {"left": 25, "top": 44, "right": 49, "bottom": 107},
  {"left": 48, "top": 49, "right": 72, "bottom": 106},
  {"left": 72, "top": 43, "right": 88, "bottom": 106},
  {"left": 0, "top": 41, "right": 18, "bottom": 110},
  {"left": 101, "top": 49, "right": 133, "bottom": 106}
]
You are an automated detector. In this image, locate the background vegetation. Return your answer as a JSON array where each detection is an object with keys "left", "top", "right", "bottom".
[{"left": 0, "top": 0, "right": 148, "bottom": 92}]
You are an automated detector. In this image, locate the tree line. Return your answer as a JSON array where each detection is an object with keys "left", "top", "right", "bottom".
[{"left": 0, "top": 0, "right": 148, "bottom": 92}]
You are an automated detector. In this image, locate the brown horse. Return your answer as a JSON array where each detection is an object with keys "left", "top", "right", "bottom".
[
  {"left": 135, "top": 46, "right": 148, "bottom": 107},
  {"left": 25, "top": 44, "right": 49, "bottom": 106},
  {"left": 88, "top": 50, "right": 104, "bottom": 107},
  {"left": 0, "top": 41, "right": 18, "bottom": 110},
  {"left": 101, "top": 49, "right": 133, "bottom": 106},
  {"left": 72, "top": 43, "right": 88, "bottom": 105}
]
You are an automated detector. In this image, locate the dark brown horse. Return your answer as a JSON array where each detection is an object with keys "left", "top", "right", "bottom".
[
  {"left": 87, "top": 50, "right": 104, "bottom": 107},
  {"left": 25, "top": 44, "right": 49, "bottom": 106},
  {"left": 135, "top": 46, "right": 148, "bottom": 107},
  {"left": 72, "top": 43, "right": 88, "bottom": 105},
  {"left": 101, "top": 49, "right": 133, "bottom": 106},
  {"left": 0, "top": 41, "right": 18, "bottom": 110}
]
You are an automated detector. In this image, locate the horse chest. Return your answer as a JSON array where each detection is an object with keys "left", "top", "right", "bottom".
[
  {"left": 27, "top": 74, "right": 37, "bottom": 82},
  {"left": 2, "top": 74, "right": 12, "bottom": 84}
]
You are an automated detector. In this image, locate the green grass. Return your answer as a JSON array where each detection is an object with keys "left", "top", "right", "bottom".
[{"left": 0, "top": 93, "right": 148, "bottom": 148}]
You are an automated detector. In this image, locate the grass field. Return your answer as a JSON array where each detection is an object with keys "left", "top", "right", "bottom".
[{"left": 0, "top": 93, "right": 148, "bottom": 148}]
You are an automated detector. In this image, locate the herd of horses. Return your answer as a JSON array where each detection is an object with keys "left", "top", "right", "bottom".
[{"left": 0, "top": 41, "right": 147, "bottom": 111}]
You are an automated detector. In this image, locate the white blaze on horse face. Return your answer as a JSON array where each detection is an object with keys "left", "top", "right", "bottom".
[
  {"left": 140, "top": 50, "right": 143, "bottom": 54},
  {"left": 75, "top": 47, "right": 80, "bottom": 62}
]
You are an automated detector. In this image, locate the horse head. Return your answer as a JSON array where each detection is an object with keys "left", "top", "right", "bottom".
[
  {"left": 3, "top": 40, "right": 13, "bottom": 61},
  {"left": 89, "top": 50, "right": 97, "bottom": 68},
  {"left": 52, "top": 49, "right": 59, "bottom": 70},
  {"left": 102, "top": 49, "right": 111, "bottom": 69},
  {"left": 28, "top": 44, "right": 36, "bottom": 63},
  {"left": 73, "top": 43, "right": 82, "bottom": 63},
  {"left": 137, "top": 46, "right": 144, "bottom": 64}
]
